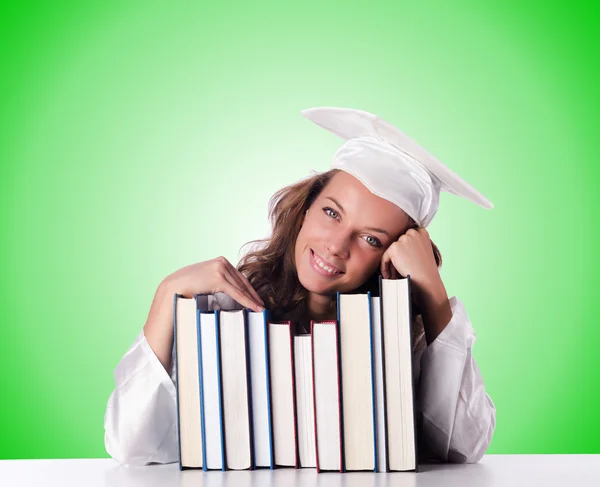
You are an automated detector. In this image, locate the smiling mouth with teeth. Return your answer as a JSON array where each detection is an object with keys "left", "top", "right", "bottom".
[{"left": 312, "top": 250, "right": 343, "bottom": 275}]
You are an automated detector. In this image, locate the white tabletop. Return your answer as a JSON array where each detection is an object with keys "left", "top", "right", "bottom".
[{"left": 1, "top": 455, "right": 599, "bottom": 487}]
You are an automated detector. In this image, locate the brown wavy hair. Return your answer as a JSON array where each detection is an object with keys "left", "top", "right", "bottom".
[{"left": 237, "top": 169, "right": 442, "bottom": 329}]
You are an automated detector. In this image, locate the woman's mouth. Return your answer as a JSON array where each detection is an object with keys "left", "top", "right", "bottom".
[{"left": 310, "top": 249, "right": 343, "bottom": 277}]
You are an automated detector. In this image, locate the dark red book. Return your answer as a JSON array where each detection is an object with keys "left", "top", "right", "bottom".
[{"left": 268, "top": 321, "right": 299, "bottom": 468}]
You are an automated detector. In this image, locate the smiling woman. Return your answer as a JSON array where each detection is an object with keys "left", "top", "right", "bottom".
[
  {"left": 238, "top": 169, "right": 413, "bottom": 330},
  {"left": 104, "top": 107, "right": 496, "bottom": 467}
]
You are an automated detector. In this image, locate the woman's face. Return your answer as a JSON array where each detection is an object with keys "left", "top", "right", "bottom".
[{"left": 294, "top": 171, "right": 411, "bottom": 296}]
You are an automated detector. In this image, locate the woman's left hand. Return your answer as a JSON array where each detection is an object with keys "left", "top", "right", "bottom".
[{"left": 380, "top": 227, "right": 441, "bottom": 292}]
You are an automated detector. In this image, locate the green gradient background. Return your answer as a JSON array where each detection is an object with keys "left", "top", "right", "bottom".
[{"left": 1, "top": 1, "right": 598, "bottom": 459}]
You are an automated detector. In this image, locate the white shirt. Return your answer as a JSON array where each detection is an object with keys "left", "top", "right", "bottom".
[{"left": 103, "top": 293, "right": 496, "bottom": 466}]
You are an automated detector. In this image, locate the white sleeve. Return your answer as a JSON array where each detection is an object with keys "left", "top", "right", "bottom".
[
  {"left": 103, "top": 329, "right": 179, "bottom": 466},
  {"left": 413, "top": 296, "right": 496, "bottom": 463}
]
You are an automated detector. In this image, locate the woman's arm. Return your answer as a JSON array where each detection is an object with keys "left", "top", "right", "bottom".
[
  {"left": 143, "top": 278, "right": 177, "bottom": 372},
  {"left": 104, "top": 278, "right": 247, "bottom": 466},
  {"left": 104, "top": 281, "right": 180, "bottom": 466},
  {"left": 415, "top": 296, "right": 496, "bottom": 463}
]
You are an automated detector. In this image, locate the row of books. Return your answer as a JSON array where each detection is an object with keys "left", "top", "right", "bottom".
[{"left": 173, "top": 276, "right": 418, "bottom": 473}]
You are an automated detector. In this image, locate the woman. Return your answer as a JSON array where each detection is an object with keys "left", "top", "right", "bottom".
[{"left": 104, "top": 107, "right": 496, "bottom": 466}]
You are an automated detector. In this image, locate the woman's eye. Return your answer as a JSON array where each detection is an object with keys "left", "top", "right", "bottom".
[
  {"left": 363, "top": 235, "right": 382, "bottom": 248},
  {"left": 323, "top": 207, "right": 339, "bottom": 219}
]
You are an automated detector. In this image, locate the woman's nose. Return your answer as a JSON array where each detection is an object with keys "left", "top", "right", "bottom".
[{"left": 326, "top": 230, "right": 351, "bottom": 259}]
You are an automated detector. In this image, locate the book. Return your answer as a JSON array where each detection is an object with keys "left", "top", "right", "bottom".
[
  {"left": 380, "top": 276, "right": 418, "bottom": 471},
  {"left": 268, "top": 321, "right": 299, "bottom": 467},
  {"left": 311, "top": 319, "right": 343, "bottom": 472},
  {"left": 172, "top": 281, "right": 418, "bottom": 474},
  {"left": 337, "top": 292, "right": 377, "bottom": 472},
  {"left": 294, "top": 334, "right": 316, "bottom": 468},
  {"left": 219, "top": 309, "right": 254, "bottom": 470},
  {"left": 371, "top": 295, "right": 387, "bottom": 473},
  {"left": 196, "top": 296, "right": 225, "bottom": 470},
  {"left": 247, "top": 309, "right": 275, "bottom": 469},
  {"left": 173, "top": 294, "right": 203, "bottom": 470}
]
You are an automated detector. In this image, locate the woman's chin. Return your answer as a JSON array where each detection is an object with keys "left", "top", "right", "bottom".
[{"left": 298, "top": 268, "right": 345, "bottom": 295}]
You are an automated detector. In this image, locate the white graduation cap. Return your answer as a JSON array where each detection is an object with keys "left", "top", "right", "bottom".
[{"left": 301, "top": 107, "right": 493, "bottom": 228}]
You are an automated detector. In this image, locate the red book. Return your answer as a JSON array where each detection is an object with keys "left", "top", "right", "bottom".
[{"left": 268, "top": 321, "right": 299, "bottom": 468}]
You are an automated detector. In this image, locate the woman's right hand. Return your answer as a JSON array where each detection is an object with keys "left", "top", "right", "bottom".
[
  {"left": 144, "top": 257, "right": 264, "bottom": 373},
  {"left": 163, "top": 257, "right": 265, "bottom": 312}
]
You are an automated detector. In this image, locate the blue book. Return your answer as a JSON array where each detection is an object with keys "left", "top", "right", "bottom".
[
  {"left": 196, "top": 295, "right": 226, "bottom": 471},
  {"left": 379, "top": 276, "right": 418, "bottom": 472},
  {"left": 336, "top": 291, "right": 377, "bottom": 472},
  {"left": 246, "top": 309, "right": 275, "bottom": 469}
]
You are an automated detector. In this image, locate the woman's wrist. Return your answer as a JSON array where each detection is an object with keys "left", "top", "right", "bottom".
[
  {"left": 418, "top": 277, "right": 452, "bottom": 345},
  {"left": 143, "top": 278, "right": 177, "bottom": 372}
]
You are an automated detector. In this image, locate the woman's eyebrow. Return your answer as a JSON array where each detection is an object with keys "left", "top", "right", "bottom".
[
  {"left": 325, "top": 196, "right": 345, "bottom": 213},
  {"left": 364, "top": 226, "right": 391, "bottom": 237},
  {"left": 325, "top": 196, "right": 390, "bottom": 237}
]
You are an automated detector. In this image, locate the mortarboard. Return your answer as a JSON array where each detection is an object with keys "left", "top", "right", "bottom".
[{"left": 301, "top": 107, "right": 493, "bottom": 228}]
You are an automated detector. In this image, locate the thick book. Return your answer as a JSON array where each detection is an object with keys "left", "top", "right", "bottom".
[
  {"left": 219, "top": 309, "right": 254, "bottom": 470},
  {"left": 380, "top": 276, "right": 418, "bottom": 472},
  {"left": 294, "top": 334, "right": 316, "bottom": 468},
  {"left": 310, "top": 319, "right": 343, "bottom": 473},
  {"left": 173, "top": 294, "right": 203, "bottom": 470},
  {"left": 268, "top": 321, "right": 299, "bottom": 468},
  {"left": 196, "top": 296, "right": 225, "bottom": 471},
  {"left": 247, "top": 309, "right": 275, "bottom": 469},
  {"left": 337, "top": 292, "right": 377, "bottom": 472}
]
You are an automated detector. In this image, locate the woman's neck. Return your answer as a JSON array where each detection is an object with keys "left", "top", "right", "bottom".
[{"left": 306, "top": 291, "right": 337, "bottom": 322}]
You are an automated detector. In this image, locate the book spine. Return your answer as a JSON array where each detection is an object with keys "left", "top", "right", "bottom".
[
  {"left": 309, "top": 320, "right": 320, "bottom": 473},
  {"left": 263, "top": 310, "right": 275, "bottom": 470},
  {"left": 195, "top": 302, "right": 208, "bottom": 471},
  {"left": 244, "top": 310, "right": 256, "bottom": 470},
  {"left": 173, "top": 294, "right": 183, "bottom": 471},
  {"left": 406, "top": 276, "right": 419, "bottom": 472},
  {"left": 367, "top": 291, "right": 377, "bottom": 472},
  {"left": 335, "top": 293, "right": 345, "bottom": 473},
  {"left": 378, "top": 276, "right": 390, "bottom": 473},
  {"left": 287, "top": 322, "right": 300, "bottom": 469},
  {"left": 215, "top": 310, "right": 226, "bottom": 471}
]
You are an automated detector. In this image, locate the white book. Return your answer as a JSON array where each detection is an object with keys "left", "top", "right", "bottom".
[
  {"left": 174, "top": 295, "right": 203, "bottom": 469},
  {"left": 219, "top": 309, "right": 252, "bottom": 470},
  {"left": 294, "top": 335, "right": 316, "bottom": 468},
  {"left": 269, "top": 321, "right": 297, "bottom": 467},
  {"left": 381, "top": 277, "right": 417, "bottom": 471},
  {"left": 311, "top": 320, "right": 342, "bottom": 472},
  {"left": 338, "top": 292, "right": 376, "bottom": 472},
  {"left": 247, "top": 310, "right": 274, "bottom": 468},
  {"left": 198, "top": 307, "right": 225, "bottom": 470}
]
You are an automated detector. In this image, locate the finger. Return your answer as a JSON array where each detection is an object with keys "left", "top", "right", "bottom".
[
  {"left": 417, "top": 227, "right": 429, "bottom": 239},
  {"left": 221, "top": 272, "right": 264, "bottom": 312},
  {"left": 232, "top": 267, "right": 265, "bottom": 307},
  {"left": 219, "top": 261, "right": 253, "bottom": 297},
  {"left": 382, "top": 244, "right": 401, "bottom": 280},
  {"left": 225, "top": 265, "right": 264, "bottom": 308},
  {"left": 380, "top": 253, "right": 391, "bottom": 279}
]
